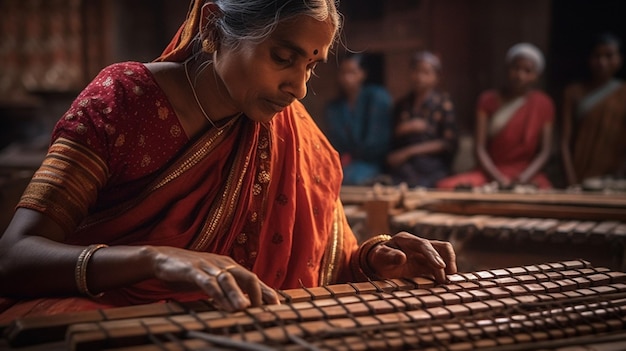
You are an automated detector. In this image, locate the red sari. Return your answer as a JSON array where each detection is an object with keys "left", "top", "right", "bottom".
[
  {"left": 1, "top": 62, "right": 357, "bottom": 321},
  {"left": 438, "top": 90, "right": 554, "bottom": 189}
]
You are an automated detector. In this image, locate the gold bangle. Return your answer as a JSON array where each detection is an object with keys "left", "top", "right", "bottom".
[
  {"left": 75, "top": 244, "right": 108, "bottom": 298},
  {"left": 355, "top": 234, "right": 392, "bottom": 279}
]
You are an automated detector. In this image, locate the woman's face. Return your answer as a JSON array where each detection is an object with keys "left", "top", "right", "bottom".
[
  {"left": 507, "top": 56, "right": 539, "bottom": 93},
  {"left": 214, "top": 15, "right": 335, "bottom": 123},
  {"left": 337, "top": 58, "right": 366, "bottom": 95},
  {"left": 410, "top": 60, "right": 438, "bottom": 93},
  {"left": 589, "top": 43, "right": 622, "bottom": 81}
]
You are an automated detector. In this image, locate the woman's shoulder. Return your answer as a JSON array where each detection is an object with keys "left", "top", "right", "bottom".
[
  {"left": 528, "top": 89, "right": 555, "bottom": 107},
  {"left": 363, "top": 84, "right": 392, "bottom": 101},
  {"left": 93, "top": 62, "right": 154, "bottom": 86},
  {"left": 562, "top": 82, "right": 585, "bottom": 101},
  {"left": 476, "top": 89, "right": 500, "bottom": 110},
  {"left": 52, "top": 61, "right": 186, "bottom": 174},
  {"left": 478, "top": 89, "right": 499, "bottom": 100}
]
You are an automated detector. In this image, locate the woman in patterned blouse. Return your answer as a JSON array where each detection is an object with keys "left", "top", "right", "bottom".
[
  {"left": 0, "top": 0, "right": 456, "bottom": 320},
  {"left": 387, "top": 51, "right": 458, "bottom": 188}
]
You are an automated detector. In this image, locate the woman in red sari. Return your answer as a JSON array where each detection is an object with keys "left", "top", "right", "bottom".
[
  {"left": 0, "top": 0, "right": 456, "bottom": 320},
  {"left": 438, "top": 43, "right": 554, "bottom": 189}
]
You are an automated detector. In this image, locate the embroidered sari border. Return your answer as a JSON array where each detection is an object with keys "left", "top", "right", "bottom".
[
  {"left": 77, "top": 120, "right": 239, "bottom": 230},
  {"left": 319, "top": 201, "right": 344, "bottom": 286},
  {"left": 18, "top": 138, "right": 109, "bottom": 232}
]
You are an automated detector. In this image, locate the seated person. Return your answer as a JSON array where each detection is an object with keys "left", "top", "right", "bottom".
[
  {"left": 0, "top": 0, "right": 457, "bottom": 320},
  {"left": 438, "top": 43, "right": 554, "bottom": 190},
  {"left": 561, "top": 32, "right": 626, "bottom": 187},
  {"left": 323, "top": 53, "right": 393, "bottom": 185},
  {"left": 386, "top": 51, "right": 458, "bottom": 188}
]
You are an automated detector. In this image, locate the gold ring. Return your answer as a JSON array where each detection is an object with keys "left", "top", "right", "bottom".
[
  {"left": 215, "top": 265, "right": 238, "bottom": 279},
  {"left": 222, "top": 265, "right": 237, "bottom": 272}
]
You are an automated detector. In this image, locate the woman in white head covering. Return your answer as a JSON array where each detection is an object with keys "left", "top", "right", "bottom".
[{"left": 437, "top": 42, "right": 555, "bottom": 190}]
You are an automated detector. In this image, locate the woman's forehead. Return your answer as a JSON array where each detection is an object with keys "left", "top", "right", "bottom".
[{"left": 269, "top": 15, "right": 335, "bottom": 59}]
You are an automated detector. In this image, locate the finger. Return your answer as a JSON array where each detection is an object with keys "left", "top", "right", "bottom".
[
  {"left": 216, "top": 270, "right": 251, "bottom": 311},
  {"left": 194, "top": 271, "right": 236, "bottom": 311},
  {"left": 367, "top": 244, "right": 407, "bottom": 277},
  {"left": 431, "top": 265, "right": 447, "bottom": 284},
  {"left": 260, "top": 282, "right": 280, "bottom": 305},
  {"left": 231, "top": 268, "right": 263, "bottom": 307},
  {"left": 369, "top": 244, "right": 407, "bottom": 272},
  {"left": 394, "top": 233, "right": 446, "bottom": 269},
  {"left": 431, "top": 241, "right": 458, "bottom": 274}
]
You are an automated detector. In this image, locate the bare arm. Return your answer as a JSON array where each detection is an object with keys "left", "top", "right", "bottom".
[
  {"left": 517, "top": 121, "right": 554, "bottom": 184},
  {"left": 386, "top": 140, "right": 448, "bottom": 168},
  {"left": 561, "top": 87, "right": 578, "bottom": 186},
  {"left": 0, "top": 208, "right": 278, "bottom": 311},
  {"left": 475, "top": 111, "right": 509, "bottom": 185},
  {"left": 394, "top": 118, "right": 427, "bottom": 137}
]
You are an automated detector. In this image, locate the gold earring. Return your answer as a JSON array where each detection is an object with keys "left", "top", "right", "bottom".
[
  {"left": 202, "top": 29, "right": 218, "bottom": 54},
  {"left": 202, "top": 38, "right": 216, "bottom": 53}
]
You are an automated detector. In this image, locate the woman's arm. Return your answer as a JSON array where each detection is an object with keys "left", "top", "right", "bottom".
[
  {"left": 475, "top": 111, "right": 509, "bottom": 185},
  {"left": 386, "top": 140, "right": 447, "bottom": 168},
  {"left": 517, "top": 121, "right": 554, "bottom": 184},
  {"left": 394, "top": 118, "right": 428, "bottom": 137},
  {"left": 561, "top": 87, "right": 578, "bottom": 186},
  {"left": 0, "top": 208, "right": 152, "bottom": 296},
  {"left": 0, "top": 208, "right": 278, "bottom": 311}
]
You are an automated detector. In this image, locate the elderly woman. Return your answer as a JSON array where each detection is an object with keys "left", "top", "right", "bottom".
[
  {"left": 0, "top": 0, "right": 456, "bottom": 319},
  {"left": 438, "top": 43, "right": 555, "bottom": 189}
]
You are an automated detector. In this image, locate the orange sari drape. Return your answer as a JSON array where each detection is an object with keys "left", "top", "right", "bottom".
[
  {"left": 572, "top": 84, "right": 626, "bottom": 180},
  {"left": 1, "top": 0, "right": 358, "bottom": 321},
  {"left": 1, "top": 100, "right": 357, "bottom": 321}
]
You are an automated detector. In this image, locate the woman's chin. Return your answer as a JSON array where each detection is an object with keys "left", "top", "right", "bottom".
[{"left": 246, "top": 111, "right": 279, "bottom": 124}]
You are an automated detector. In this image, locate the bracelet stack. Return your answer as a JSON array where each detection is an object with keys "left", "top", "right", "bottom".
[
  {"left": 351, "top": 234, "right": 392, "bottom": 280},
  {"left": 75, "top": 244, "right": 108, "bottom": 298}
]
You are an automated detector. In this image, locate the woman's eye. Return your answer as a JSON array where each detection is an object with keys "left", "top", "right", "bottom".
[{"left": 272, "top": 52, "right": 292, "bottom": 65}]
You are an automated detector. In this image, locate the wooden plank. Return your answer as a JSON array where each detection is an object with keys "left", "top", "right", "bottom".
[{"left": 423, "top": 201, "right": 626, "bottom": 221}]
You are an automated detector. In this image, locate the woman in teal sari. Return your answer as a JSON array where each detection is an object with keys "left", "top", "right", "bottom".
[{"left": 324, "top": 53, "right": 393, "bottom": 185}]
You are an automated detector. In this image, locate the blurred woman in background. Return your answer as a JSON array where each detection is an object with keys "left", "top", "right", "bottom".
[
  {"left": 561, "top": 32, "right": 626, "bottom": 188},
  {"left": 324, "top": 53, "right": 393, "bottom": 185},
  {"left": 438, "top": 43, "right": 554, "bottom": 190},
  {"left": 386, "top": 51, "right": 458, "bottom": 188}
]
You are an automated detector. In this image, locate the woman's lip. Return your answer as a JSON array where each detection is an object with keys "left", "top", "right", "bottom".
[{"left": 265, "top": 99, "right": 290, "bottom": 112}]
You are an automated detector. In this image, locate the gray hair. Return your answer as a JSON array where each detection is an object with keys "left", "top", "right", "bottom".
[{"left": 205, "top": 0, "right": 341, "bottom": 51}]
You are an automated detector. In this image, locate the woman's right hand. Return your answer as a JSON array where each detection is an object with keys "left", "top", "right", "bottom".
[{"left": 147, "top": 246, "right": 280, "bottom": 311}]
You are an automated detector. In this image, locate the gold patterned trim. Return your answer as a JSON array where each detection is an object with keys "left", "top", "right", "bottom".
[
  {"left": 77, "top": 118, "right": 240, "bottom": 230},
  {"left": 191, "top": 127, "right": 254, "bottom": 251},
  {"left": 18, "top": 138, "right": 109, "bottom": 232},
  {"left": 318, "top": 200, "right": 344, "bottom": 286}
]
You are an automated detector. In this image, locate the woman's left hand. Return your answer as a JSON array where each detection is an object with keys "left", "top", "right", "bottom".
[{"left": 366, "top": 232, "right": 457, "bottom": 283}]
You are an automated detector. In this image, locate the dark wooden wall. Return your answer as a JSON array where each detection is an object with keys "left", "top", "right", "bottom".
[{"left": 304, "top": 0, "right": 553, "bottom": 134}]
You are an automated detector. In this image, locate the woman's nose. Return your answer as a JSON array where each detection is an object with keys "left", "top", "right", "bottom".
[{"left": 282, "top": 67, "right": 308, "bottom": 100}]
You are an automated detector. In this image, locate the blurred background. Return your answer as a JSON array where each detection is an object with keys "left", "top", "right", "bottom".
[{"left": 0, "top": 0, "right": 625, "bottom": 229}]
